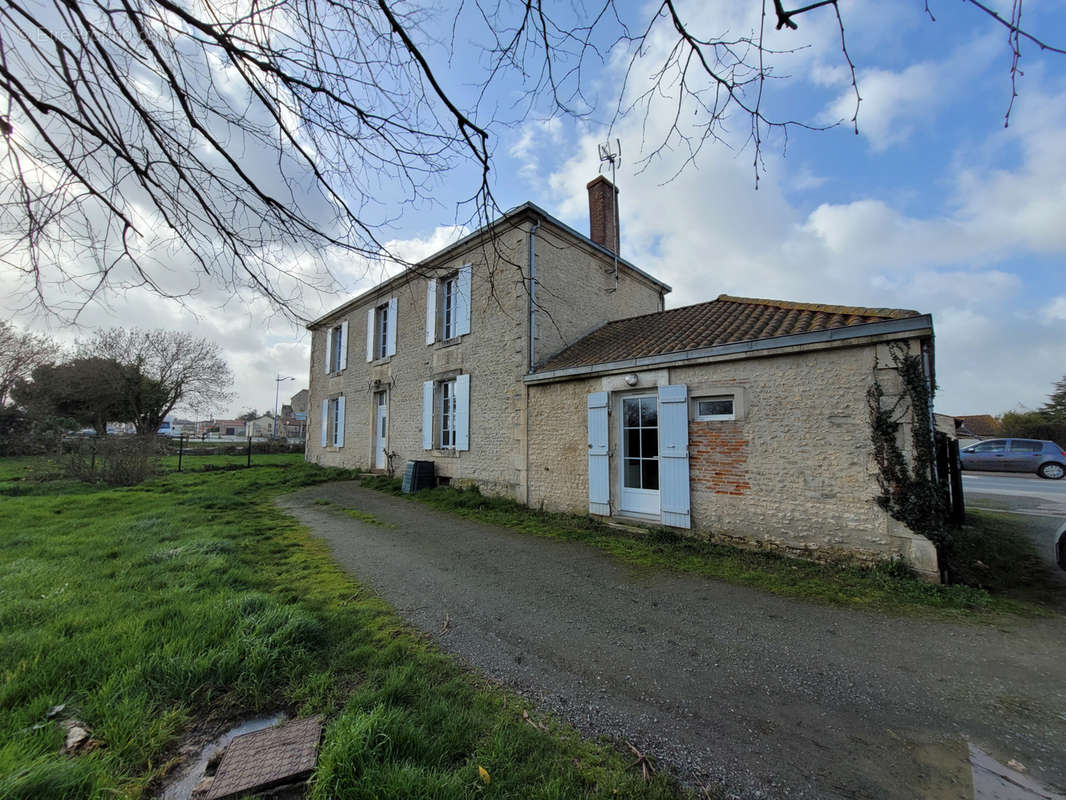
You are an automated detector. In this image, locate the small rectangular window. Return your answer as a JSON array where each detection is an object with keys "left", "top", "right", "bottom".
[
  {"left": 694, "top": 395, "right": 735, "bottom": 421},
  {"left": 439, "top": 379, "right": 456, "bottom": 448}
]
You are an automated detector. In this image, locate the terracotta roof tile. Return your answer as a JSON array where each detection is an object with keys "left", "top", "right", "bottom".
[{"left": 537, "top": 294, "right": 921, "bottom": 372}]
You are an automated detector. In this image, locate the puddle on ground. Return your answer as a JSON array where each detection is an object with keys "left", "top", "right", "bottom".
[
  {"left": 968, "top": 743, "right": 1065, "bottom": 800},
  {"left": 158, "top": 714, "right": 286, "bottom": 800},
  {"left": 913, "top": 739, "right": 1064, "bottom": 800}
]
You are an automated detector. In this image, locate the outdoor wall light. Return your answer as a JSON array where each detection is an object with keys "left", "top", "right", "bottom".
[{"left": 624, "top": 373, "right": 639, "bottom": 386}]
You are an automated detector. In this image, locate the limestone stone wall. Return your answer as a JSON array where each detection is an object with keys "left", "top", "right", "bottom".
[
  {"left": 306, "top": 215, "right": 666, "bottom": 499},
  {"left": 526, "top": 337, "right": 937, "bottom": 574},
  {"left": 530, "top": 220, "right": 664, "bottom": 366}
]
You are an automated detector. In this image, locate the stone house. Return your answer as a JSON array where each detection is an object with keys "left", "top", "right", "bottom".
[{"left": 306, "top": 178, "right": 939, "bottom": 578}]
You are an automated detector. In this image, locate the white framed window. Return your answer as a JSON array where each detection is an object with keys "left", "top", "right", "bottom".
[
  {"left": 442, "top": 275, "right": 457, "bottom": 340},
  {"left": 323, "top": 321, "right": 348, "bottom": 374},
  {"left": 425, "top": 266, "right": 471, "bottom": 344},
  {"left": 366, "top": 297, "right": 397, "bottom": 361},
  {"left": 422, "top": 374, "right": 469, "bottom": 451},
  {"left": 440, "top": 379, "right": 456, "bottom": 449},
  {"left": 693, "top": 395, "right": 735, "bottom": 421},
  {"left": 322, "top": 395, "right": 345, "bottom": 447},
  {"left": 375, "top": 303, "right": 389, "bottom": 360}
]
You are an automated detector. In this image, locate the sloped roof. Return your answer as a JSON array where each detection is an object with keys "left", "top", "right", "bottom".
[
  {"left": 537, "top": 294, "right": 921, "bottom": 372},
  {"left": 953, "top": 415, "right": 1000, "bottom": 437}
]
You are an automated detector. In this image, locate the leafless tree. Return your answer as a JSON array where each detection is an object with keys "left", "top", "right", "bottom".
[
  {"left": 0, "top": 319, "right": 59, "bottom": 405},
  {"left": 76, "top": 328, "right": 232, "bottom": 433},
  {"left": 0, "top": 0, "right": 1060, "bottom": 318}
]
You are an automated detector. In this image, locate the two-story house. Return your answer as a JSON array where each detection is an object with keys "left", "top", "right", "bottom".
[{"left": 307, "top": 177, "right": 940, "bottom": 580}]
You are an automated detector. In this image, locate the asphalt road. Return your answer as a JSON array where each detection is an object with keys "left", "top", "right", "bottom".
[
  {"left": 962, "top": 472, "right": 1066, "bottom": 514},
  {"left": 280, "top": 482, "right": 1066, "bottom": 800},
  {"left": 962, "top": 472, "right": 1065, "bottom": 573}
]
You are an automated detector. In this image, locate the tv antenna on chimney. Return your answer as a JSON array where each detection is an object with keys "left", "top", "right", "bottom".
[{"left": 598, "top": 139, "right": 621, "bottom": 285}]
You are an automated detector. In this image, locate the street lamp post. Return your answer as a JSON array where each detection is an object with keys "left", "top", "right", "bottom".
[{"left": 273, "top": 374, "right": 294, "bottom": 439}]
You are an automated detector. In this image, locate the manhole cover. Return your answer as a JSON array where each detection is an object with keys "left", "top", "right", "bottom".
[{"left": 202, "top": 716, "right": 322, "bottom": 800}]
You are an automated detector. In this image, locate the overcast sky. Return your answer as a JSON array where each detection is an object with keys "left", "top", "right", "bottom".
[{"left": 2, "top": 0, "right": 1064, "bottom": 419}]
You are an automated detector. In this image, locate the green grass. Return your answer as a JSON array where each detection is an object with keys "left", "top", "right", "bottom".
[
  {"left": 951, "top": 509, "right": 1065, "bottom": 603},
  {"left": 360, "top": 476, "right": 1063, "bottom": 618},
  {"left": 0, "top": 458, "right": 682, "bottom": 800}
]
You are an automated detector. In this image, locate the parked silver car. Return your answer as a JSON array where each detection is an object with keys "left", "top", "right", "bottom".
[{"left": 959, "top": 438, "right": 1066, "bottom": 479}]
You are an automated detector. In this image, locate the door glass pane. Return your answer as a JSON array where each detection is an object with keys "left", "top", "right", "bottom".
[
  {"left": 641, "top": 429, "right": 658, "bottom": 459},
  {"left": 625, "top": 428, "right": 640, "bottom": 458},
  {"left": 624, "top": 399, "right": 640, "bottom": 427},
  {"left": 624, "top": 459, "right": 642, "bottom": 488},
  {"left": 640, "top": 397, "right": 657, "bottom": 426},
  {"left": 641, "top": 459, "right": 659, "bottom": 490}
]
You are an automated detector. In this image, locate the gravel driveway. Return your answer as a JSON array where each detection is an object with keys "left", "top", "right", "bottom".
[{"left": 279, "top": 482, "right": 1066, "bottom": 799}]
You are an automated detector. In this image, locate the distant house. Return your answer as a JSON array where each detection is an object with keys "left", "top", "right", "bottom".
[
  {"left": 953, "top": 414, "right": 1000, "bottom": 445},
  {"left": 289, "top": 389, "right": 309, "bottom": 417},
  {"left": 244, "top": 415, "right": 275, "bottom": 438},
  {"left": 306, "top": 178, "right": 940, "bottom": 580},
  {"left": 211, "top": 419, "right": 247, "bottom": 437}
]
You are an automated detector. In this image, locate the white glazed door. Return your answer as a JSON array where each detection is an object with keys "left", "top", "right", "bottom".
[
  {"left": 374, "top": 391, "right": 388, "bottom": 469},
  {"left": 618, "top": 394, "right": 660, "bottom": 516}
]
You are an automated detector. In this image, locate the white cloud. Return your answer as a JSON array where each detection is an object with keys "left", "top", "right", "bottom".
[
  {"left": 1043, "top": 296, "right": 1066, "bottom": 322},
  {"left": 540, "top": 71, "right": 1066, "bottom": 414}
]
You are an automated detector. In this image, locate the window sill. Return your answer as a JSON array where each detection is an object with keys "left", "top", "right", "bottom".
[
  {"left": 369, "top": 356, "right": 393, "bottom": 366},
  {"left": 432, "top": 336, "right": 464, "bottom": 349}
]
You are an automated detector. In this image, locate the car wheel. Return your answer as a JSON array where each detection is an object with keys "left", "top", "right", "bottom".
[{"left": 1037, "top": 462, "right": 1065, "bottom": 480}]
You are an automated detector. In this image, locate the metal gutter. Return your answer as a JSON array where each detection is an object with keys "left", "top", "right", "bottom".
[
  {"left": 523, "top": 315, "right": 935, "bottom": 384},
  {"left": 305, "top": 201, "right": 672, "bottom": 329}
]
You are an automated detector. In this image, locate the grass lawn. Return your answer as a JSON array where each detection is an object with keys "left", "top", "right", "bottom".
[
  {"left": 360, "top": 476, "right": 1065, "bottom": 619},
  {"left": 0, "top": 455, "right": 681, "bottom": 799}
]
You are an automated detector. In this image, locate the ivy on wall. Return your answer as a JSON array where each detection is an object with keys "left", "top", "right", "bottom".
[{"left": 867, "top": 341, "right": 950, "bottom": 565}]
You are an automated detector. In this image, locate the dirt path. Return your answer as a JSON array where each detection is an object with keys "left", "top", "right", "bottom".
[{"left": 279, "top": 483, "right": 1066, "bottom": 799}]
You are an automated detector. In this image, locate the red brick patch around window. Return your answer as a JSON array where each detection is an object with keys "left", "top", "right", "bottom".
[{"left": 689, "top": 421, "right": 749, "bottom": 495}]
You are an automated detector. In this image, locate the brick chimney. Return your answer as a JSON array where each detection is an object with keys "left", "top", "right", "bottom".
[{"left": 587, "top": 175, "right": 619, "bottom": 254}]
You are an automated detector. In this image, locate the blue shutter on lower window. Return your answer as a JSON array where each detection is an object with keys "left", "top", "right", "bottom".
[
  {"left": 658, "top": 384, "right": 691, "bottom": 529},
  {"left": 587, "top": 392, "right": 610, "bottom": 515}
]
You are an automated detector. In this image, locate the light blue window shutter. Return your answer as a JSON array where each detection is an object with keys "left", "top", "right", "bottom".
[
  {"left": 335, "top": 396, "right": 345, "bottom": 447},
  {"left": 455, "top": 265, "right": 471, "bottom": 336},
  {"left": 658, "top": 384, "right": 691, "bottom": 529},
  {"left": 365, "top": 308, "right": 375, "bottom": 362},
  {"left": 323, "top": 328, "right": 332, "bottom": 374},
  {"left": 386, "top": 297, "right": 398, "bottom": 356},
  {"left": 587, "top": 391, "right": 610, "bottom": 515},
  {"left": 422, "top": 380, "right": 434, "bottom": 450},
  {"left": 454, "top": 373, "right": 470, "bottom": 451},
  {"left": 339, "top": 321, "right": 349, "bottom": 370},
  {"left": 425, "top": 279, "right": 437, "bottom": 345},
  {"left": 321, "top": 399, "right": 328, "bottom": 447}
]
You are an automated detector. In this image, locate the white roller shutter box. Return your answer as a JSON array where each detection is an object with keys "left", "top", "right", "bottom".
[
  {"left": 365, "top": 308, "right": 375, "bottom": 362},
  {"left": 422, "top": 380, "right": 434, "bottom": 450},
  {"left": 454, "top": 373, "right": 470, "bottom": 451},
  {"left": 320, "top": 399, "right": 328, "bottom": 447},
  {"left": 658, "top": 384, "right": 691, "bottom": 529},
  {"left": 455, "top": 265, "right": 472, "bottom": 337},
  {"left": 386, "top": 297, "right": 398, "bottom": 356},
  {"left": 587, "top": 391, "right": 610, "bottom": 515},
  {"left": 426, "top": 279, "right": 437, "bottom": 345},
  {"left": 339, "top": 320, "right": 349, "bottom": 371},
  {"left": 335, "top": 396, "right": 345, "bottom": 447},
  {"left": 323, "top": 328, "right": 332, "bottom": 374}
]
